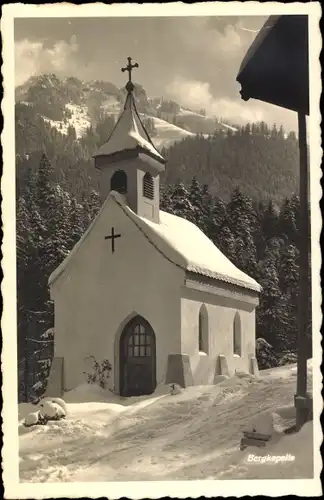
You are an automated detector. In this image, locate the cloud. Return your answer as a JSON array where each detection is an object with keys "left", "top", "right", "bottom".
[
  {"left": 15, "top": 35, "right": 79, "bottom": 86},
  {"left": 13, "top": 16, "right": 296, "bottom": 131},
  {"left": 166, "top": 77, "right": 212, "bottom": 111},
  {"left": 176, "top": 17, "right": 244, "bottom": 59},
  {"left": 215, "top": 24, "right": 243, "bottom": 53},
  {"left": 166, "top": 76, "right": 265, "bottom": 124},
  {"left": 210, "top": 97, "right": 265, "bottom": 123}
]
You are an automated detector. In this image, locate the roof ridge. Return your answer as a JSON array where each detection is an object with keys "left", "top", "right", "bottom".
[
  {"left": 49, "top": 191, "right": 261, "bottom": 294},
  {"left": 114, "top": 195, "right": 261, "bottom": 293}
]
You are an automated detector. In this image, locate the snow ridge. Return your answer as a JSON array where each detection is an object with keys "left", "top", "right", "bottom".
[{"left": 42, "top": 103, "right": 91, "bottom": 139}]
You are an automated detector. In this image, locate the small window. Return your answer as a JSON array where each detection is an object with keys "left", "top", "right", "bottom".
[
  {"left": 143, "top": 172, "right": 154, "bottom": 200},
  {"left": 127, "top": 320, "right": 152, "bottom": 358},
  {"left": 111, "top": 170, "right": 127, "bottom": 194},
  {"left": 198, "top": 304, "right": 209, "bottom": 353},
  {"left": 233, "top": 312, "right": 242, "bottom": 356},
  {"left": 199, "top": 316, "right": 203, "bottom": 352}
]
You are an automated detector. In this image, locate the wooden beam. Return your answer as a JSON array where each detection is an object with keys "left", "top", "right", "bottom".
[{"left": 295, "top": 112, "right": 311, "bottom": 431}]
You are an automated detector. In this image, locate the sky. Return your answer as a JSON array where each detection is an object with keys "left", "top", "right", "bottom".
[{"left": 14, "top": 16, "right": 298, "bottom": 131}]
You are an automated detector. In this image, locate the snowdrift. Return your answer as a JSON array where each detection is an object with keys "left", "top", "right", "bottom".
[{"left": 19, "top": 362, "right": 313, "bottom": 482}]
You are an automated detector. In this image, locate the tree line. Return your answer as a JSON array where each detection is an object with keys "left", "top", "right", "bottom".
[{"left": 161, "top": 122, "right": 299, "bottom": 203}]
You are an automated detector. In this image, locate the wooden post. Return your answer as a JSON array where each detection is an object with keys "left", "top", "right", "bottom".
[
  {"left": 295, "top": 112, "right": 311, "bottom": 431},
  {"left": 24, "top": 327, "right": 29, "bottom": 402}
]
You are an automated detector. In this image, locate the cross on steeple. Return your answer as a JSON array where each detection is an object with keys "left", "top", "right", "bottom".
[
  {"left": 105, "top": 227, "right": 121, "bottom": 254},
  {"left": 121, "top": 56, "right": 139, "bottom": 93}
]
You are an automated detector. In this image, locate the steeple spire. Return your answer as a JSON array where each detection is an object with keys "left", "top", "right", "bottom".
[
  {"left": 93, "top": 57, "right": 165, "bottom": 166},
  {"left": 93, "top": 56, "right": 165, "bottom": 223},
  {"left": 121, "top": 56, "right": 139, "bottom": 94}
]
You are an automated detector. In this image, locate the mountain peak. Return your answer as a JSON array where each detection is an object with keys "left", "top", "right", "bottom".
[{"left": 15, "top": 72, "right": 238, "bottom": 148}]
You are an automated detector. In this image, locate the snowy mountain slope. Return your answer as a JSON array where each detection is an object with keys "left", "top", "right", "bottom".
[
  {"left": 98, "top": 99, "right": 197, "bottom": 148},
  {"left": 19, "top": 362, "right": 313, "bottom": 482},
  {"left": 179, "top": 107, "right": 238, "bottom": 132},
  {"left": 179, "top": 107, "right": 205, "bottom": 117},
  {"left": 42, "top": 104, "right": 91, "bottom": 139},
  {"left": 177, "top": 106, "right": 238, "bottom": 135},
  {"left": 100, "top": 96, "right": 121, "bottom": 116},
  {"left": 15, "top": 74, "right": 237, "bottom": 151},
  {"left": 144, "top": 115, "right": 195, "bottom": 148}
]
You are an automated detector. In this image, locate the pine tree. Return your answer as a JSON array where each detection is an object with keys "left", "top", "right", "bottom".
[
  {"left": 256, "top": 338, "right": 278, "bottom": 369},
  {"left": 189, "top": 177, "right": 202, "bottom": 208},
  {"left": 30, "top": 327, "right": 54, "bottom": 402},
  {"left": 287, "top": 130, "right": 297, "bottom": 141},
  {"left": 278, "top": 243, "right": 300, "bottom": 351},
  {"left": 217, "top": 226, "right": 236, "bottom": 263},
  {"left": 279, "top": 244, "right": 299, "bottom": 296},
  {"left": 226, "top": 188, "right": 258, "bottom": 277},
  {"left": 279, "top": 197, "right": 298, "bottom": 245},
  {"left": 278, "top": 125, "right": 285, "bottom": 139},
  {"left": 68, "top": 196, "right": 87, "bottom": 247},
  {"left": 188, "top": 177, "right": 205, "bottom": 226},
  {"left": 199, "top": 188, "right": 225, "bottom": 242},
  {"left": 168, "top": 183, "right": 196, "bottom": 222},
  {"left": 263, "top": 200, "right": 279, "bottom": 241},
  {"left": 36, "top": 153, "right": 54, "bottom": 214},
  {"left": 17, "top": 196, "right": 32, "bottom": 399},
  {"left": 271, "top": 123, "right": 278, "bottom": 138},
  {"left": 38, "top": 184, "right": 70, "bottom": 273},
  {"left": 88, "top": 189, "right": 101, "bottom": 221},
  {"left": 209, "top": 195, "right": 227, "bottom": 236},
  {"left": 257, "top": 250, "right": 290, "bottom": 352},
  {"left": 96, "top": 115, "right": 115, "bottom": 146},
  {"left": 160, "top": 184, "right": 174, "bottom": 212},
  {"left": 17, "top": 193, "right": 49, "bottom": 401}
]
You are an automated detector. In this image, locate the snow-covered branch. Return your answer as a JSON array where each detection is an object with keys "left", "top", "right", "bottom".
[{"left": 28, "top": 338, "right": 54, "bottom": 344}]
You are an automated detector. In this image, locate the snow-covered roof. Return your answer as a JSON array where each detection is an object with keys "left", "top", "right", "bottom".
[
  {"left": 49, "top": 191, "right": 261, "bottom": 293},
  {"left": 93, "top": 92, "right": 164, "bottom": 163}
]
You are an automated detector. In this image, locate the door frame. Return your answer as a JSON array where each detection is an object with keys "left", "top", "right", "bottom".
[{"left": 119, "top": 315, "right": 156, "bottom": 397}]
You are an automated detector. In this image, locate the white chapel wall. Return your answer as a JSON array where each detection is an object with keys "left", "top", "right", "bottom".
[
  {"left": 50, "top": 197, "right": 183, "bottom": 393},
  {"left": 180, "top": 285, "right": 257, "bottom": 383}
]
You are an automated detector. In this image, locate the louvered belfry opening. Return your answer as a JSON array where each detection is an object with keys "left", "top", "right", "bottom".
[{"left": 143, "top": 172, "right": 154, "bottom": 200}]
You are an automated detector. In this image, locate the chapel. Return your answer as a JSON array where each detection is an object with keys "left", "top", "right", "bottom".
[{"left": 46, "top": 58, "right": 261, "bottom": 398}]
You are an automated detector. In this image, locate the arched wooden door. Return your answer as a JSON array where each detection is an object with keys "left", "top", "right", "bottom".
[{"left": 120, "top": 316, "right": 156, "bottom": 397}]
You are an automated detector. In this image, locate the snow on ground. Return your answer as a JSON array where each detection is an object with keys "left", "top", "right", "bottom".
[
  {"left": 41, "top": 99, "right": 199, "bottom": 149},
  {"left": 219, "top": 121, "right": 238, "bottom": 132},
  {"left": 42, "top": 103, "right": 91, "bottom": 139},
  {"left": 179, "top": 107, "right": 206, "bottom": 118},
  {"left": 19, "top": 362, "right": 313, "bottom": 482},
  {"left": 100, "top": 97, "right": 121, "bottom": 115},
  {"left": 260, "top": 358, "right": 313, "bottom": 381},
  {"left": 179, "top": 107, "right": 238, "bottom": 133},
  {"left": 147, "top": 116, "right": 195, "bottom": 148}
]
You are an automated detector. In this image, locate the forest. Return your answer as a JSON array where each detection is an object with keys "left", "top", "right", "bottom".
[
  {"left": 15, "top": 106, "right": 310, "bottom": 402},
  {"left": 161, "top": 123, "right": 299, "bottom": 203}
]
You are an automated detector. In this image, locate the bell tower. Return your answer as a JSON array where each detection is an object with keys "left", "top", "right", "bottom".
[{"left": 93, "top": 57, "right": 165, "bottom": 224}]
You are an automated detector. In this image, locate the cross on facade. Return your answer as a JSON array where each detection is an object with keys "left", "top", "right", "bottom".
[
  {"left": 105, "top": 227, "right": 121, "bottom": 254},
  {"left": 121, "top": 57, "right": 139, "bottom": 93}
]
